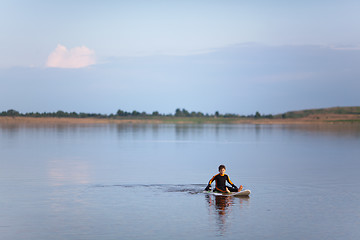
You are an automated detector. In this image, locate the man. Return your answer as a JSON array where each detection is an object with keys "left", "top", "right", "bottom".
[{"left": 205, "top": 165, "right": 243, "bottom": 193}]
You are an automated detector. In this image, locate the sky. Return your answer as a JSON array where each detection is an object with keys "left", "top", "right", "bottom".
[{"left": 1, "top": 0, "right": 359, "bottom": 115}]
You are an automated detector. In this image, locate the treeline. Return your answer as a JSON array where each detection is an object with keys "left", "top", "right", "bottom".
[
  {"left": 0, "top": 108, "right": 274, "bottom": 119},
  {"left": 0, "top": 109, "right": 110, "bottom": 118},
  {"left": 280, "top": 106, "right": 360, "bottom": 119}
]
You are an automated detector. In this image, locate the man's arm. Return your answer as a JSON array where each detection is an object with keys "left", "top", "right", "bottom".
[
  {"left": 226, "top": 175, "right": 238, "bottom": 190},
  {"left": 205, "top": 174, "right": 218, "bottom": 191}
]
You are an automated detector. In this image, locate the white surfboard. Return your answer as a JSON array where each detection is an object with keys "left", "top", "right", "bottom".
[{"left": 204, "top": 189, "right": 251, "bottom": 196}]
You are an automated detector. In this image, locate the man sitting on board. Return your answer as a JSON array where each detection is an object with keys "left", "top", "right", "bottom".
[{"left": 205, "top": 165, "right": 243, "bottom": 193}]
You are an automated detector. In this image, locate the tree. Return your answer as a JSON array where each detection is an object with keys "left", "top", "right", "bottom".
[
  {"left": 175, "top": 108, "right": 182, "bottom": 117},
  {"left": 70, "top": 112, "right": 78, "bottom": 118},
  {"left": 182, "top": 108, "right": 190, "bottom": 117},
  {"left": 56, "top": 110, "right": 66, "bottom": 117},
  {"left": 117, "top": 109, "right": 124, "bottom": 116},
  {"left": 255, "top": 111, "right": 261, "bottom": 118},
  {"left": 215, "top": 111, "right": 219, "bottom": 117},
  {"left": 131, "top": 110, "right": 140, "bottom": 116},
  {"left": 196, "top": 112, "right": 204, "bottom": 117},
  {"left": 6, "top": 109, "right": 20, "bottom": 116},
  {"left": 117, "top": 109, "right": 130, "bottom": 116}
]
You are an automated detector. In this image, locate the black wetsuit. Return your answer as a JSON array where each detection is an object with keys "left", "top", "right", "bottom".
[{"left": 208, "top": 173, "right": 238, "bottom": 193}]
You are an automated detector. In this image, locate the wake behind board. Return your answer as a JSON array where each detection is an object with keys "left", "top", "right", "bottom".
[{"left": 203, "top": 189, "right": 251, "bottom": 196}]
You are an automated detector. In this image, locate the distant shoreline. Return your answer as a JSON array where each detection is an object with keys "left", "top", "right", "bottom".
[
  {"left": 1, "top": 115, "right": 359, "bottom": 126},
  {"left": 1, "top": 106, "right": 360, "bottom": 125}
]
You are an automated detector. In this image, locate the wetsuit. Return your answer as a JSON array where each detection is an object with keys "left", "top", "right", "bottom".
[{"left": 207, "top": 173, "right": 238, "bottom": 193}]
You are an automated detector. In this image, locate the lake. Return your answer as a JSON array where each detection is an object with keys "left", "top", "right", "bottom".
[{"left": 1, "top": 123, "right": 360, "bottom": 240}]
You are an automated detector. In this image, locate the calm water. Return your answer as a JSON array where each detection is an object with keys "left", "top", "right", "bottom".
[{"left": 1, "top": 123, "right": 360, "bottom": 240}]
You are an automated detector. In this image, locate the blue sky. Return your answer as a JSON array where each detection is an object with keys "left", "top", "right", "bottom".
[{"left": 1, "top": 0, "right": 359, "bottom": 115}]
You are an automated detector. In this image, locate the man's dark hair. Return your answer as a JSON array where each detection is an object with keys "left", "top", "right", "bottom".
[{"left": 218, "top": 165, "right": 226, "bottom": 171}]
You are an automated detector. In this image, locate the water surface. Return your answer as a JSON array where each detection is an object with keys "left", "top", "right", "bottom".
[{"left": 1, "top": 123, "right": 359, "bottom": 239}]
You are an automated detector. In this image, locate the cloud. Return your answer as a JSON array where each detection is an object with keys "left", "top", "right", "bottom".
[{"left": 46, "top": 44, "right": 96, "bottom": 68}]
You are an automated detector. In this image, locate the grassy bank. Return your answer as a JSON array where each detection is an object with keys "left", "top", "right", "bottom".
[
  {"left": 1, "top": 106, "right": 360, "bottom": 125},
  {"left": 278, "top": 106, "right": 360, "bottom": 118},
  {"left": 1, "top": 115, "right": 360, "bottom": 126}
]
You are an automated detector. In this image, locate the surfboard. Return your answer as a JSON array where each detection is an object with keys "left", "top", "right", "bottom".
[{"left": 203, "top": 189, "right": 251, "bottom": 196}]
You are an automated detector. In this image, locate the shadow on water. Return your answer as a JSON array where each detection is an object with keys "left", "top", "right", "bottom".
[{"left": 205, "top": 194, "right": 250, "bottom": 235}]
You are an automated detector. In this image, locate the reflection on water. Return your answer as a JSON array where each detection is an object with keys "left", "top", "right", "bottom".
[
  {"left": 278, "top": 124, "right": 360, "bottom": 138},
  {"left": 48, "top": 159, "right": 90, "bottom": 186},
  {"left": 206, "top": 195, "right": 250, "bottom": 235},
  {"left": 2, "top": 122, "right": 360, "bottom": 140},
  {"left": 120, "top": 123, "right": 360, "bottom": 145}
]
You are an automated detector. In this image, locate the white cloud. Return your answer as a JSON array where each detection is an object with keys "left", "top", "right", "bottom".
[{"left": 46, "top": 44, "right": 96, "bottom": 68}]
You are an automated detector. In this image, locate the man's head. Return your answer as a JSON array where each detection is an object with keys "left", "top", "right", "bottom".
[{"left": 218, "top": 165, "right": 226, "bottom": 175}]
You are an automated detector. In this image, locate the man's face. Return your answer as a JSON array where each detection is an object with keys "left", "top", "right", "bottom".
[{"left": 219, "top": 168, "right": 226, "bottom": 175}]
